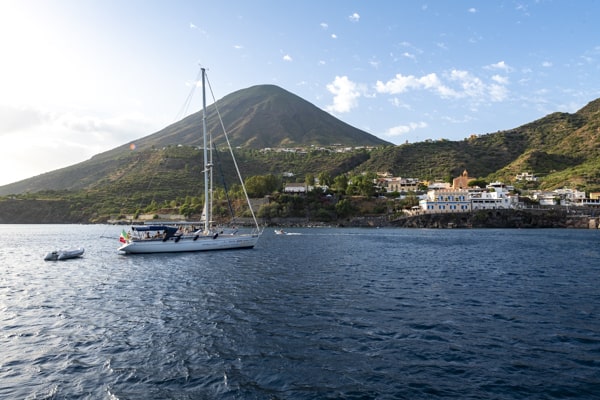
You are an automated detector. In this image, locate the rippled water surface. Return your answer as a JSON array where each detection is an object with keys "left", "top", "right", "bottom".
[{"left": 1, "top": 225, "right": 600, "bottom": 399}]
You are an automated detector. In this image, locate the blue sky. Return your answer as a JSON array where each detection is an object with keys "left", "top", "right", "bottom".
[{"left": 1, "top": 0, "right": 599, "bottom": 186}]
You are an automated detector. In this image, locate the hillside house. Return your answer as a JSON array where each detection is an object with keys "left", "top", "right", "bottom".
[
  {"left": 531, "top": 188, "right": 586, "bottom": 206},
  {"left": 284, "top": 183, "right": 307, "bottom": 194},
  {"left": 487, "top": 181, "right": 515, "bottom": 192},
  {"left": 554, "top": 188, "right": 586, "bottom": 203},
  {"left": 532, "top": 191, "right": 559, "bottom": 206},
  {"left": 583, "top": 192, "right": 600, "bottom": 207},
  {"left": 427, "top": 181, "right": 451, "bottom": 190},
  {"left": 470, "top": 188, "right": 519, "bottom": 210},
  {"left": 377, "top": 176, "right": 420, "bottom": 193},
  {"left": 516, "top": 172, "right": 538, "bottom": 182},
  {"left": 581, "top": 197, "right": 600, "bottom": 207}
]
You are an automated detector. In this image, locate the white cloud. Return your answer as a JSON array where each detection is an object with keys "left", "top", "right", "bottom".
[
  {"left": 375, "top": 73, "right": 455, "bottom": 98},
  {"left": 442, "top": 114, "right": 475, "bottom": 124},
  {"left": 492, "top": 75, "right": 509, "bottom": 85},
  {"left": 331, "top": 33, "right": 338, "bottom": 39},
  {"left": 468, "top": 8, "right": 477, "bottom": 13},
  {"left": 233, "top": 44, "right": 243, "bottom": 50},
  {"left": 542, "top": 61, "right": 553, "bottom": 67},
  {"left": 0, "top": 106, "right": 157, "bottom": 186},
  {"left": 488, "top": 83, "right": 509, "bottom": 102},
  {"left": 403, "top": 52, "right": 416, "bottom": 60},
  {"left": 376, "top": 69, "right": 509, "bottom": 103},
  {"left": 320, "top": 22, "right": 328, "bottom": 29},
  {"left": 349, "top": 13, "right": 360, "bottom": 22},
  {"left": 450, "top": 69, "right": 509, "bottom": 102},
  {"left": 283, "top": 54, "right": 293, "bottom": 62},
  {"left": 485, "top": 61, "right": 513, "bottom": 72},
  {"left": 385, "top": 121, "right": 428, "bottom": 137},
  {"left": 189, "top": 22, "right": 197, "bottom": 29},
  {"left": 449, "top": 70, "right": 485, "bottom": 98},
  {"left": 0, "top": 105, "right": 47, "bottom": 135},
  {"left": 325, "top": 76, "right": 361, "bottom": 113}
]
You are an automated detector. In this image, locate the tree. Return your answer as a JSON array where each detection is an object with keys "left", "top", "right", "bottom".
[
  {"left": 332, "top": 174, "right": 349, "bottom": 194},
  {"left": 317, "top": 171, "right": 332, "bottom": 187},
  {"left": 468, "top": 179, "right": 488, "bottom": 188},
  {"left": 245, "top": 174, "right": 281, "bottom": 197},
  {"left": 335, "top": 198, "right": 356, "bottom": 218},
  {"left": 257, "top": 202, "right": 281, "bottom": 219},
  {"left": 227, "top": 183, "right": 244, "bottom": 200},
  {"left": 347, "top": 172, "right": 377, "bottom": 196},
  {"left": 305, "top": 173, "right": 315, "bottom": 187}
]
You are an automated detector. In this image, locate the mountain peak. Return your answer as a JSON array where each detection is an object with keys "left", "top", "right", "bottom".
[{"left": 134, "top": 84, "right": 391, "bottom": 152}]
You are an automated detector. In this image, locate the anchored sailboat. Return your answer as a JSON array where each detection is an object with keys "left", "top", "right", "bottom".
[{"left": 118, "top": 68, "right": 262, "bottom": 254}]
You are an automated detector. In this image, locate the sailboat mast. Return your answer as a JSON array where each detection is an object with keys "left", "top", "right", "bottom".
[{"left": 201, "top": 68, "right": 210, "bottom": 233}]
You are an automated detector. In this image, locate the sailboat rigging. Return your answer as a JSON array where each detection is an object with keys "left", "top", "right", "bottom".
[{"left": 118, "top": 68, "right": 262, "bottom": 254}]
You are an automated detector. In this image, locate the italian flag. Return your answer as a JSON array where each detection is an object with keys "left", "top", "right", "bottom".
[{"left": 119, "top": 229, "right": 129, "bottom": 243}]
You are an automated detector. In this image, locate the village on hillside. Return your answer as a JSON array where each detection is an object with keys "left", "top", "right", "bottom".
[{"left": 283, "top": 169, "right": 600, "bottom": 214}]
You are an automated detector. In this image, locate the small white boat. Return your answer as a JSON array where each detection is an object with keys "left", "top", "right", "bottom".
[
  {"left": 274, "top": 229, "right": 301, "bottom": 235},
  {"left": 44, "top": 248, "right": 85, "bottom": 261}
]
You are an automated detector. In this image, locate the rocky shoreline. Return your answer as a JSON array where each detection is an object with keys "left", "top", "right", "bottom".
[
  {"left": 264, "top": 209, "right": 599, "bottom": 229},
  {"left": 1, "top": 199, "right": 598, "bottom": 229}
]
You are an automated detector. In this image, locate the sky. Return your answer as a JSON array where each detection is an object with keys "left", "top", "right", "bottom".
[{"left": 1, "top": 0, "right": 599, "bottom": 186}]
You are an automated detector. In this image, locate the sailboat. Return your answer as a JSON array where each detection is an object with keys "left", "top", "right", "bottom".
[{"left": 118, "top": 68, "right": 262, "bottom": 254}]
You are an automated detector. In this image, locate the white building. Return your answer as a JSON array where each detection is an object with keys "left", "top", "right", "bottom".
[
  {"left": 427, "top": 181, "right": 451, "bottom": 190},
  {"left": 283, "top": 183, "right": 307, "bottom": 193},
  {"left": 381, "top": 177, "right": 420, "bottom": 193},
  {"left": 419, "top": 189, "right": 472, "bottom": 213},
  {"left": 470, "top": 188, "right": 519, "bottom": 210},
  {"left": 516, "top": 172, "right": 538, "bottom": 182},
  {"left": 419, "top": 185, "right": 518, "bottom": 213},
  {"left": 532, "top": 188, "right": 586, "bottom": 206},
  {"left": 554, "top": 188, "right": 586, "bottom": 203},
  {"left": 487, "top": 181, "right": 515, "bottom": 192}
]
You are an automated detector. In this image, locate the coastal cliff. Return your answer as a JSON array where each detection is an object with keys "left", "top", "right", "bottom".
[
  {"left": 269, "top": 209, "right": 598, "bottom": 229},
  {"left": 386, "top": 209, "right": 595, "bottom": 229}
]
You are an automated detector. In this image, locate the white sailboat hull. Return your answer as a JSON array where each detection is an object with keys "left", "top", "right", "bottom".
[{"left": 118, "top": 233, "right": 259, "bottom": 254}]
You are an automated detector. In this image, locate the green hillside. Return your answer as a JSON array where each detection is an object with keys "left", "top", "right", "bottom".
[
  {"left": 354, "top": 99, "right": 600, "bottom": 192},
  {"left": 1, "top": 86, "right": 600, "bottom": 223}
]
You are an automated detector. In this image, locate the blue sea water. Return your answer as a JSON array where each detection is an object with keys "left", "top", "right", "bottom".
[{"left": 1, "top": 225, "right": 599, "bottom": 399}]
